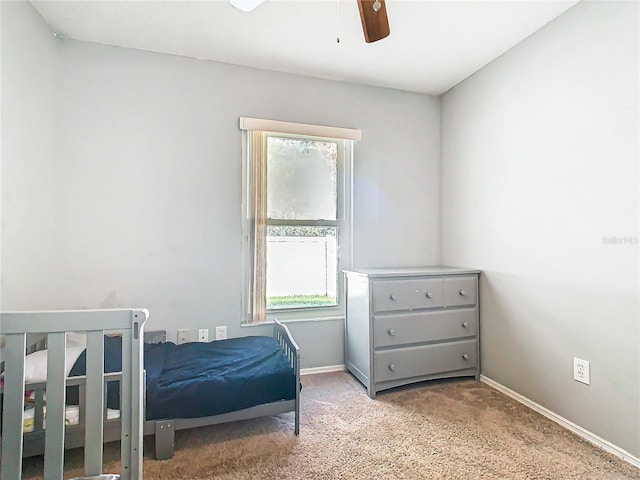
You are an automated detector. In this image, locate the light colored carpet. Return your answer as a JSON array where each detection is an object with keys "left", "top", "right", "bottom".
[{"left": 23, "top": 372, "right": 638, "bottom": 479}]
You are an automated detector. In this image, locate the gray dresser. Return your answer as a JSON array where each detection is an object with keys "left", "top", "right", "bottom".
[{"left": 344, "top": 267, "right": 480, "bottom": 398}]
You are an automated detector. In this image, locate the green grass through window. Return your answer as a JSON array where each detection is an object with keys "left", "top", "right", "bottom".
[{"left": 268, "top": 295, "right": 337, "bottom": 310}]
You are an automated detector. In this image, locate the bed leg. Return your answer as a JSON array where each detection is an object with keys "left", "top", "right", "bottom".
[
  {"left": 154, "top": 420, "right": 175, "bottom": 460},
  {"left": 295, "top": 376, "right": 300, "bottom": 436}
]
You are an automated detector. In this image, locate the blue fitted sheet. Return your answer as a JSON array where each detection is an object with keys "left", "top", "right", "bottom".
[{"left": 69, "top": 336, "right": 296, "bottom": 421}]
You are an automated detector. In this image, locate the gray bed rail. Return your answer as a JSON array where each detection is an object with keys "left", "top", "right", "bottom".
[
  {"left": 0, "top": 308, "right": 148, "bottom": 480},
  {"left": 273, "top": 319, "right": 300, "bottom": 435}
]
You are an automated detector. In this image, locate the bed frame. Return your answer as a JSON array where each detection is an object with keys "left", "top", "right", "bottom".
[
  {"left": 0, "top": 308, "right": 148, "bottom": 480},
  {"left": 0, "top": 314, "right": 300, "bottom": 470}
]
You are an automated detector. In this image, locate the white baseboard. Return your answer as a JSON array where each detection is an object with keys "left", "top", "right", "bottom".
[
  {"left": 480, "top": 375, "right": 640, "bottom": 469},
  {"left": 301, "top": 364, "right": 345, "bottom": 376}
]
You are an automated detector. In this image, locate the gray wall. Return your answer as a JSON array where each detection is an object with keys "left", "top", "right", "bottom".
[
  {"left": 441, "top": 1, "right": 639, "bottom": 457},
  {"left": 1, "top": 1, "right": 441, "bottom": 369},
  {"left": 1, "top": 1, "right": 61, "bottom": 309}
]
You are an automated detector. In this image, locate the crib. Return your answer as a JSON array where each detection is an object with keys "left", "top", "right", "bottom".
[{"left": 0, "top": 308, "right": 148, "bottom": 480}]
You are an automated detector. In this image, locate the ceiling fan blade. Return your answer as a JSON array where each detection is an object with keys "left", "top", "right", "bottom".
[
  {"left": 229, "top": 0, "right": 267, "bottom": 12},
  {"left": 357, "top": 0, "right": 390, "bottom": 43}
]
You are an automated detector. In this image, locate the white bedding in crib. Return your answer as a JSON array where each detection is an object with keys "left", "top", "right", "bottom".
[
  {"left": 23, "top": 405, "right": 120, "bottom": 433},
  {"left": 24, "top": 332, "right": 87, "bottom": 383}
]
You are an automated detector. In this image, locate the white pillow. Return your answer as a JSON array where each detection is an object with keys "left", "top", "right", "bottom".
[{"left": 24, "top": 333, "right": 88, "bottom": 384}]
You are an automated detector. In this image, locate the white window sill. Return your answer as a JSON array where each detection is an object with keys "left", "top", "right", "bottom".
[{"left": 241, "top": 315, "right": 344, "bottom": 328}]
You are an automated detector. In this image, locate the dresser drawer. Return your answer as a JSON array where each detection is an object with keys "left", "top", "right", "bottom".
[
  {"left": 374, "top": 308, "right": 477, "bottom": 348},
  {"left": 410, "top": 279, "right": 443, "bottom": 309},
  {"left": 444, "top": 276, "right": 477, "bottom": 307},
  {"left": 372, "top": 280, "right": 411, "bottom": 312},
  {"left": 374, "top": 340, "right": 477, "bottom": 383}
]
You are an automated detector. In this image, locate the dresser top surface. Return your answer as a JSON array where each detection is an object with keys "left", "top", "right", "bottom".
[{"left": 344, "top": 266, "right": 481, "bottom": 278}]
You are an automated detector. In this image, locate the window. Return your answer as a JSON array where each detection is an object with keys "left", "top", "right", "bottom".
[{"left": 240, "top": 118, "right": 360, "bottom": 324}]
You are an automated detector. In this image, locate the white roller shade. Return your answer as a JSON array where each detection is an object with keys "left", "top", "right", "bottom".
[{"left": 240, "top": 117, "right": 361, "bottom": 141}]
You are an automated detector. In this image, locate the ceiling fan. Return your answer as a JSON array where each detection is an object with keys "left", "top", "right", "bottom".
[{"left": 228, "top": 0, "right": 390, "bottom": 43}]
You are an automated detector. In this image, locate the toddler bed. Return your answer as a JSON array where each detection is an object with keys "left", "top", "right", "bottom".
[{"left": 1, "top": 311, "right": 300, "bottom": 472}]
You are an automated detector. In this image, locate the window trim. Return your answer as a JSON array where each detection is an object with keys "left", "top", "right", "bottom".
[
  {"left": 240, "top": 117, "right": 361, "bottom": 141},
  {"left": 241, "top": 125, "right": 355, "bottom": 324}
]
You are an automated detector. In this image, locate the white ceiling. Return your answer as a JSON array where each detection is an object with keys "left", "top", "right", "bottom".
[{"left": 31, "top": 0, "right": 579, "bottom": 95}]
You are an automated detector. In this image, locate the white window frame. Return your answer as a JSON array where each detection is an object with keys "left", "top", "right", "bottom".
[{"left": 240, "top": 118, "right": 360, "bottom": 324}]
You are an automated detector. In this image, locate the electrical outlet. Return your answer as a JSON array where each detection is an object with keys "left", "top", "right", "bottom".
[
  {"left": 177, "top": 329, "right": 190, "bottom": 345},
  {"left": 215, "top": 326, "right": 227, "bottom": 341},
  {"left": 573, "top": 357, "right": 590, "bottom": 385},
  {"left": 198, "top": 329, "right": 209, "bottom": 342}
]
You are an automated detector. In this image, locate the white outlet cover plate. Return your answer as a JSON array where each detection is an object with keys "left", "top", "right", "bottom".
[
  {"left": 177, "top": 329, "right": 190, "bottom": 344},
  {"left": 198, "top": 329, "right": 209, "bottom": 342},
  {"left": 573, "top": 357, "right": 590, "bottom": 385},
  {"left": 215, "top": 326, "right": 227, "bottom": 340}
]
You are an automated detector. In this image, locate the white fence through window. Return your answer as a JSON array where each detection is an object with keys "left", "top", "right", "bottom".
[{"left": 267, "top": 236, "right": 337, "bottom": 298}]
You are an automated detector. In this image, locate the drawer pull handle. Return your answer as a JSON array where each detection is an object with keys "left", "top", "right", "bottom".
[
  {"left": 389, "top": 363, "right": 397, "bottom": 371},
  {"left": 426, "top": 291, "right": 433, "bottom": 298},
  {"left": 462, "top": 353, "right": 470, "bottom": 360},
  {"left": 459, "top": 290, "right": 466, "bottom": 296},
  {"left": 388, "top": 328, "right": 396, "bottom": 336},
  {"left": 462, "top": 321, "right": 469, "bottom": 328},
  {"left": 390, "top": 293, "right": 397, "bottom": 301}
]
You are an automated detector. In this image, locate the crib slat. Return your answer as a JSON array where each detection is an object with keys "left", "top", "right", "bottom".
[
  {"left": 79, "top": 383, "right": 86, "bottom": 426},
  {"left": 120, "top": 330, "right": 132, "bottom": 480},
  {"left": 1, "top": 333, "right": 26, "bottom": 480},
  {"left": 44, "top": 332, "right": 67, "bottom": 479},
  {"left": 84, "top": 330, "right": 105, "bottom": 476},
  {"left": 131, "top": 315, "right": 145, "bottom": 480},
  {"left": 34, "top": 389, "right": 45, "bottom": 431}
]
